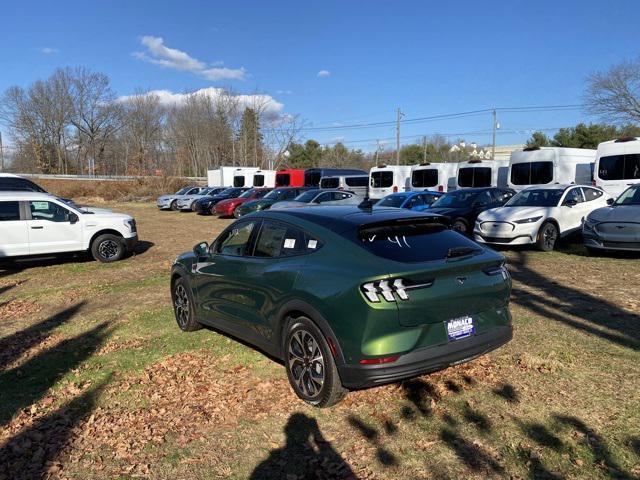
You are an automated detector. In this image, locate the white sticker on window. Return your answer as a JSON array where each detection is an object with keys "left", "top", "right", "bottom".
[
  {"left": 308, "top": 239, "right": 318, "bottom": 249},
  {"left": 284, "top": 238, "right": 296, "bottom": 249},
  {"left": 31, "top": 201, "right": 49, "bottom": 210}
]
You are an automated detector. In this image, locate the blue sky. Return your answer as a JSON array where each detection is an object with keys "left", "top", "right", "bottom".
[{"left": 1, "top": 0, "right": 638, "bottom": 151}]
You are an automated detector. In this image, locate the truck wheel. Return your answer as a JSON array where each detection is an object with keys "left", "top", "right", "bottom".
[
  {"left": 170, "top": 200, "right": 178, "bottom": 211},
  {"left": 536, "top": 221, "right": 558, "bottom": 252},
  {"left": 284, "top": 316, "right": 346, "bottom": 407},
  {"left": 171, "top": 277, "right": 202, "bottom": 331},
  {"left": 91, "top": 234, "right": 125, "bottom": 263}
]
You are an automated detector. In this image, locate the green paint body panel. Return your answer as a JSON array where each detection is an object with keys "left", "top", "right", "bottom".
[{"left": 172, "top": 207, "right": 513, "bottom": 388}]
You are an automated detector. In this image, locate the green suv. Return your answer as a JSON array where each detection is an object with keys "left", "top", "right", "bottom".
[{"left": 170, "top": 206, "right": 512, "bottom": 407}]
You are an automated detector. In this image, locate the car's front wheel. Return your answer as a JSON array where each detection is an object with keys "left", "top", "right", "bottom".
[
  {"left": 284, "top": 316, "right": 346, "bottom": 407},
  {"left": 170, "top": 200, "right": 178, "bottom": 211},
  {"left": 536, "top": 221, "right": 558, "bottom": 251},
  {"left": 452, "top": 218, "right": 468, "bottom": 235},
  {"left": 233, "top": 207, "right": 242, "bottom": 218},
  {"left": 91, "top": 234, "right": 125, "bottom": 263},
  {"left": 172, "top": 277, "right": 201, "bottom": 331}
]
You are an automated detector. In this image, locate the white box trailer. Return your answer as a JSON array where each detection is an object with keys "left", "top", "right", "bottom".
[
  {"left": 453, "top": 159, "right": 510, "bottom": 190},
  {"left": 508, "top": 147, "right": 596, "bottom": 192},
  {"left": 207, "top": 167, "right": 261, "bottom": 187},
  {"left": 251, "top": 169, "right": 276, "bottom": 188},
  {"left": 409, "top": 163, "right": 456, "bottom": 192},
  {"left": 368, "top": 165, "right": 414, "bottom": 199},
  {"left": 594, "top": 137, "right": 640, "bottom": 197}
]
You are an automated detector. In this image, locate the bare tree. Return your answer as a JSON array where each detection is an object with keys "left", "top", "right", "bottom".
[
  {"left": 585, "top": 57, "right": 640, "bottom": 124},
  {"left": 121, "top": 91, "right": 165, "bottom": 174}
]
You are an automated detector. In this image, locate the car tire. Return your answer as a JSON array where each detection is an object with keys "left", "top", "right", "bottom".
[
  {"left": 452, "top": 218, "right": 469, "bottom": 235},
  {"left": 284, "top": 316, "right": 346, "bottom": 407},
  {"left": 91, "top": 234, "right": 125, "bottom": 263},
  {"left": 233, "top": 207, "right": 242, "bottom": 219},
  {"left": 170, "top": 200, "right": 178, "bottom": 211},
  {"left": 172, "top": 276, "right": 202, "bottom": 331},
  {"left": 536, "top": 221, "right": 558, "bottom": 252},
  {"left": 191, "top": 202, "right": 197, "bottom": 212}
]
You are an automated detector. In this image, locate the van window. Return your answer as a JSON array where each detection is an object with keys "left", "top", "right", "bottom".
[
  {"left": 320, "top": 177, "right": 340, "bottom": 189},
  {"left": 458, "top": 167, "right": 491, "bottom": 187},
  {"left": 598, "top": 154, "right": 640, "bottom": 180},
  {"left": 0, "top": 201, "right": 20, "bottom": 221},
  {"left": 411, "top": 169, "right": 438, "bottom": 188},
  {"left": 233, "top": 176, "right": 245, "bottom": 187},
  {"left": 345, "top": 176, "right": 368, "bottom": 187},
  {"left": 371, "top": 171, "right": 393, "bottom": 188},
  {"left": 276, "top": 173, "right": 290, "bottom": 186},
  {"left": 305, "top": 171, "right": 322, "bottom": 187},
  {"left": 511, "top": 161, "right": 553, "bottom": 185},
  {"left": 253, "top": 174, "right": 265, "bottom": 187}
]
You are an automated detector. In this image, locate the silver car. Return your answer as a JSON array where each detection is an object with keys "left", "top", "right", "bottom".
[
  {"left": 175, "top": 187, "right": 228, "bottom": 211},
  {"left": 583, "top": 184, "right": 640, "bottom": 252},
  {"left": 270, "top": 189, "right": 361, "bottom": 210},
  {"left": 156, "top": 186, "right": 206, "bottom": 211}
]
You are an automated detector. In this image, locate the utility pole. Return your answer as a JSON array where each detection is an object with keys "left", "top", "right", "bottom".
[
  {"left": 422, "top": 136, "right": 427, "bottom": 163},
  {"left": 396, "top": 108, "right": 403, "bottom": 166},
  {"left": 491, "top": 109, "right": 497, "bottom": 160},
  {"left": 0, "top": 132, "right": 4, "bottom": 172}
]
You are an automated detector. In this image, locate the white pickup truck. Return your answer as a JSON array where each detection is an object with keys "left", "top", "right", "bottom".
[{"left": 0, "top": 191, "right": 138, "bottom": 262}]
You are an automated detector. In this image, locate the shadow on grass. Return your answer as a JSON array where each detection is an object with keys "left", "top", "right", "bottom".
[
  {"left": 0, "top": 314, "right": 110, "bottom": 427},
  {"left": 439, "top": 427, "right": 504, "bottom": 475},
  {"left": 250, "top": 412, "right": 355, "bottom": 479},
  {"left": 132, "top": 240, "right": 154, "bottom": 256},
  {"left": 492, "top": 383, "right": 519, "bottom": 403},
  {"left": 0, "top": 279, "right": 26, "bottom": 297},
  {"left": 509, "top": 251, "right": 639, "bottom": 350},
  {"left": 0, "top": 302, "right": 86, "bottom": 371},
  {"left": 0, "top": 377, "right": 109, "bottom": 480},
  {"left": 347, "top": 415, "right": 399, "bottom": 466}
]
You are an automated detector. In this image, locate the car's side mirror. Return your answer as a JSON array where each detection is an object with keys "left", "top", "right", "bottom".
[
  {"left": 193, "top": 241, "right": 210, "bottom": 257},
  {"left": 564, "top": 199, "right": 577, "bottom": 207},
  {"left": 69, "top": 213, "right": 79, "bottom": 224},
  {"left": 607, "top": 198, "right": 614, "bottom": 205}
]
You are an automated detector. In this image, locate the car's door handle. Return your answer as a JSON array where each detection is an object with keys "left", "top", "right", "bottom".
[{"left": 30, "top": 226, "right": 44, "bottom": 230}]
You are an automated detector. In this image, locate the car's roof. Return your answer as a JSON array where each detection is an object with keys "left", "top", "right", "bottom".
[
  {"left": 259, "top": 205, "right": 442, "bottom": 231},
  {"left": 521, "top": 184, "right": 585, "bottom": 191},
  {"left": 0, "top": 173, "right": 20, "bottom": 178},
  {"left": 446, "top": 187, "right": 499, "bottom": 193},
  {"left": 0, "top": 191, "right": 55, "bottom": 199}
]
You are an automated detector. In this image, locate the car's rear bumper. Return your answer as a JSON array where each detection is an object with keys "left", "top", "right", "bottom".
[{"left": 338, "top": 325, "right": 512, "bottom": 389}]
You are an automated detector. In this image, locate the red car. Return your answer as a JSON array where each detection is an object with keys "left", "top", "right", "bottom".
[{"left": 214, "top": 188, "right": 273, "bottom": 218}]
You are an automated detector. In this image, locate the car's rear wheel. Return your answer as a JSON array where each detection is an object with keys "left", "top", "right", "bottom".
[
  {"left": 452, "top": 218, "right": 468, "bottom": 235},
  {"left": 233, "top": 207, "right": 242, "bottom": 218},
  {"left": 191, "top": 202, "right": 197, "bottom": 212},
  {"left": 91, "top": 234, "right": 125, "bottom": 263},
  {"left": 284, "top": 316, "right": 346, "bottom": 407},
  {"left": 172, "top": 277, "right": 201, "bottom": 331},
  {"left": 536, "top": 221, "right": 558, "bottom": 252},
  {"left": 170, "top": 200, "right": 178, "bottom": 211}
]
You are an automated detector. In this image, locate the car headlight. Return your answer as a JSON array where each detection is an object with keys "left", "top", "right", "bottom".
[
  {"left": 514, "top": 216, "right": 542, "bottom": 224},
  {"left": 583, "top": 217, "right": 596, "bottom": 231},
  {"left": 124, "top": 219, "right": 136, "bottom": 233}
]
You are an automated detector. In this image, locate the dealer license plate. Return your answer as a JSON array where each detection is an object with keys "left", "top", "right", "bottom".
[{"left": 446, "top": 316, "right": 475, "bottom": 341}]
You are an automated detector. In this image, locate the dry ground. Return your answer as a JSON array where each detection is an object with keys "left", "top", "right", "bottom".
[{"left": 0, "top": 199, "right": 639, "bottom": 480}]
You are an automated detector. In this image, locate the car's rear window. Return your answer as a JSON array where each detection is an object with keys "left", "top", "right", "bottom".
[
  {"left": 355, "top": 218, "right": 480, "bottom": 263},
  {"left": 412, "top": 169, "right": 438, "bottom": 188},
  {"left": 371, "top": 171, "right": 393, "bottom": 188}
]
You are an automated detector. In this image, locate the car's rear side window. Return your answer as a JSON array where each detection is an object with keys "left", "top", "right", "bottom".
[
  {"left": 0, "top": 201, "right": 21, "bottom": 221},
  {"left": 253, "top": 221, "right": 321, "bottom": 258},
  {"left": 357, "top": 220, "right": 479, "bottom": 263}
]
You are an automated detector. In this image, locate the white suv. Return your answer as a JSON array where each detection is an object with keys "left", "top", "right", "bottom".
[{"left": 0, "top": 192, "right": 138, "bottom": 262}]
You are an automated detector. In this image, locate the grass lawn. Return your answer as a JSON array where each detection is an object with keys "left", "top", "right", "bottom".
[{"left": 1, "top": 201, "right": 638, "bottom": 479}]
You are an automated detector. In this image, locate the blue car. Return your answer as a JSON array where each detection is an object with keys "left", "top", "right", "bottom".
[{"left": 374, "top": 191, "right": 443, "bottom": 211}]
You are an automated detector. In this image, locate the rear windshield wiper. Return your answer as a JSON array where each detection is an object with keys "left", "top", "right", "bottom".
[{"left": 445, "top": 246, "right": 481, "bottom": 260}]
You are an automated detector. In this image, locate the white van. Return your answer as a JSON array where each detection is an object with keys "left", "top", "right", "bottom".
[
  {"left": 319, "top": 174, "right": 369, "bottom": 196},
  {"left": 251, "top": 170, "right": 276, "bottom": 188},
  {"left": 508, "top": 147, "right": 596, "bottom": 192},
  {"left": 594, "top": 137, "right": 640, "bottom": 197},
  {"left": 409, "top": 163, "right": 456, "bottom": 193},
  {"left": 369, "top": 165, "right": 413, "bottom": 199},
  {"left": 0, "top": 191, "right": 138, "bottom": 262},
  {"left": 454, "top": 159, "right": 510, "bottom": 190},
  {"left": 207, "top": 167, "right": 260, "bottom": 187}
]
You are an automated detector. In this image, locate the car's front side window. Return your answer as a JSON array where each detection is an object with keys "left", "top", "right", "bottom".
[
  {"left": 29, "top": 201, "right": 71, "bottom": 222},
  {"left": 216, "top": 221, "right": 255, "bottom": 256}
]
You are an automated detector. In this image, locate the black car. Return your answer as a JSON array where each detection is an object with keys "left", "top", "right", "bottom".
[
  {"left": 194, "top": 187, "right": 250, "bottom": 214},
  {"left": 429, "top": 187, "right": 515, "bottom": 235}
]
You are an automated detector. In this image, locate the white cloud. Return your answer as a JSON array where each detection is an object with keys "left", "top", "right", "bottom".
[
  {"left": 276, "top": 89, "right": 293, "bottom": 95},
  {"left": 317, "top": 70, "right": 331, "bottom": 78},
  {"left": 134, "top": 35, "right": 246, "bottom": 81},
  {"left": 118, "top": 87, "right": 284, "bottom": 120},
  {"left": 39, "top": 47, "right": 59, "bottom": 54}
]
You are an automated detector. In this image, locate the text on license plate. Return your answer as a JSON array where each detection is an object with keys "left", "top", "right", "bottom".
[{"left": 446, "top": 316, "right": 475, "bottom": 341}]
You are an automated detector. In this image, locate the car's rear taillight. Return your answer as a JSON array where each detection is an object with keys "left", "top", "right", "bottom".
[
  {"left": 359, "top": 355, "right": 400, "bottom": 365},
  {"left": 393, "top": 186, "right": 398, "bottom": 193},
  {"left": 483, "top": 264, "right": 510, "bottom": 281},
  {"left": 438, "top": 185, "right": 444, "bottom": 192},
  {"left": 361, "top": 278, "right": 433, "bottom": 303}
]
